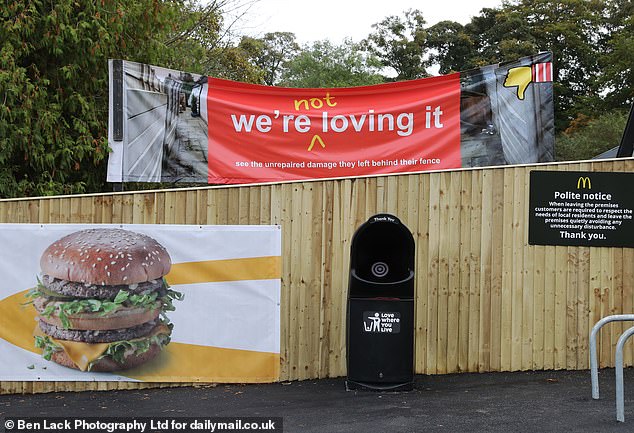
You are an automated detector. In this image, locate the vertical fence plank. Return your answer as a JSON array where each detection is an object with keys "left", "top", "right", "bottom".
[
  {"left": 238, "top": 188, "right": 250, "bottom": 225},
  {"left": 133, "top": 194, "right": 145, "bottom": 224},
  {"left": 501, "top": 168, "right": 514, "bottom": 371},
  {"left": 521, "top": 168, "right": 534, "bottom": 371},
  {"left": 319, "top": 182, "right": 335, "bottom": 378},
  {"left": 415, "top": 174, "right": 430, "bottom": 374},
  {"left": 426, "top": 173, "right": 441, "bottom": 374},
  {"left": 490, "top": 169, "right": 504, "bottom": 371},
  {"left": 185, "top": 190, "right": 197, "bottom": 225},
  {"left": 479, "top": 169, "right": 492, "bottom": 372},
  {"left": 532, "top": 242, "right": 545, "bottom": 370},
  {"left": 446, "top": 172, "right": 462, "bottom": 373},
  {"left": 38, "top": 199, "right": 50, "bottom": 224},
  {"left": 436, "top": 173, "right": 450, "bottom": 374},
  {"left": 604, "top": 246, "right": 616, "bottom": 366},
  {"left": 328, "top": 181, "right": 345, "bottom": 377},
  {"left": 468, "top": 170, "right": 482, "bottom": 372},
  {"left": 543, "top": 164, "right": 557, "bottom": 369},
  {"left": 576, "top": 246, "right": 590, "bottom": 369},
  {"left": 458, "top": 170, "right": 472, "bottom": 372},
  {"left": 511, "top": 168, "right": 525, "bottom": 371},
  {"left": 623, "top": 248, "right": 634, "bottom": 365},
  {"left": 288, "top": 184, "right": 302, "bottom": 380}
]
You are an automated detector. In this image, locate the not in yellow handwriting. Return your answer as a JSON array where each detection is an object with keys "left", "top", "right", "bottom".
[{"left": 294, "top": 92, "right": 337, "bottom": 111}]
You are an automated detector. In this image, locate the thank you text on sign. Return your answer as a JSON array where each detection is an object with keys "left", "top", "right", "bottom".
[{"left": 529, "top": 171, "right": 634, "bottom": 247}]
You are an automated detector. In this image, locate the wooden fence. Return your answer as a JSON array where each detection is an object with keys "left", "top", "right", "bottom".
[{"left": 1, "top": 159, "right": 633, "bottom": 394}]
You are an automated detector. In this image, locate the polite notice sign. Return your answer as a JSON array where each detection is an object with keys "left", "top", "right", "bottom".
[{"left": 529, "top": 171, "right": 634, "bottom": 247}]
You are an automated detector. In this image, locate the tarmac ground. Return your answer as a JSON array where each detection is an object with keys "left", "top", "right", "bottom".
[{"left": 2, "top": 369, "right": 634, "bottom": 432}]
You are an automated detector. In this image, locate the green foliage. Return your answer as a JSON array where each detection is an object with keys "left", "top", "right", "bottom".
[
  {"left": 28, "top": 284, "right": 184, "bottom": 329},
  {"left": 463, "top": 0, "right": 607, "bottom": 131},
  {"left": 413, "top": 0, "right": 630, "bottom": 135},
  {"left": 0, "top": 0, "right": 175, "bottom": 198},
  {"left": 239, "top": 32, "right": 299, "bottom": 85},
  {"left": 555, "top": 110, "right": 628, "bottom": 161},
  {"left": 426, "top": 21, "right": 475, "bottom": 75},
  {"left": 163, "top": 1, "right": 262, "bottom": 83},
  {"left": 598, "top": 0, "right": 634, "bottom": 108},
  {"left": 363, "top": 9, "right": 429, "bottom": 80},
  {"left": 280, "top": 39, "right": 384, "bottom": 88},
  {"left": 0, "top": 0, "right": 258, "bottom": 198}
]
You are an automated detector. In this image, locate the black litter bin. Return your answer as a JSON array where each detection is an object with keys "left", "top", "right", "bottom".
[{"left": 346, "top": 213, "right": 415, "bottom": 391}]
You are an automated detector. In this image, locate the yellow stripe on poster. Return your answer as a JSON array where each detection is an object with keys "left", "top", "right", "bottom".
[
  {"left": 0, "top": 290, "right": 279, "bottom": 382},
  {"left": 126, "top": 343, "right": 280, "bottom": 383},
  {"left": 165, "top": 256, "right": 282, "bottom": 286}
]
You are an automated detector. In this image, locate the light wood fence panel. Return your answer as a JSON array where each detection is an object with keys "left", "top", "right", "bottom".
[{"left": 1, "top": 159, "right": 633, "bottom": 394}]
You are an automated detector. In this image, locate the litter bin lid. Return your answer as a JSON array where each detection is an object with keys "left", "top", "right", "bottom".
[{"left": 350, "top": 214, "right": 415, "bottom": 284}]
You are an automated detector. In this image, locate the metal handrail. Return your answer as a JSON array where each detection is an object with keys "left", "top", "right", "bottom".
[
  {"left": 616, "top": 326, "right": 634, "bottom": 422},
  {"left": 589, "top": 314, "right": 634, "bottom": 399}
]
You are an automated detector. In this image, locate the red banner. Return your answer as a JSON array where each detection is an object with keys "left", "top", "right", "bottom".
[
  {"left": 107, "top": 54, "right": 555, "bottom": 184},
  {"left": 206, "top": 75, "right": 461, "bottom": 183}
]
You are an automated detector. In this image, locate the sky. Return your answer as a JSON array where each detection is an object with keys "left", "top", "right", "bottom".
[{"left": 235, "top": 0, "right": 504, "bottom": 44}]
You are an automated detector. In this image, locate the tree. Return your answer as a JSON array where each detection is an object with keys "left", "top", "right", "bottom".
[
  {"left": 0, "top": 0, "right": 257, "bottom": 198},
  {"left": 555, "top": 110, "right": 628, "bottom": 161},
  {"left": 463, "top": 0, "right": 606, "bottom": 131},
  {"left": 0, "top": 0, "right": 156, "bottom": 198},
  {"left": 239, "top": 32, "right": 299, "bottom": 85},
  {"left": 426, "top": 21, "right": 475, "bottom": 74},
  {"left": 280, "top": 39, "right": 384, "bottom": 88},
  {"left": 363, "top": 9, "right": 429, "bottom": 81},
  {"left": 597, "top": 0, "right": 634, "bottom": 108},
  {"left": 463, "top": 7, "right": 537, "bottom": 65},
  {"left": 163, "top": 1, "right": 262, "bottom": 82}
]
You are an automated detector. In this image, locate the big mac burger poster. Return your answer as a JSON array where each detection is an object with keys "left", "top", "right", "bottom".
[{"left": 0, "top": 224, "right": 281, "bottom": 382}]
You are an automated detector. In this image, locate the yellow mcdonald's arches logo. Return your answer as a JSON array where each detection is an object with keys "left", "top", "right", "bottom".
[{"left": 577, "top": 176, "right": 592, "bottom": 189}]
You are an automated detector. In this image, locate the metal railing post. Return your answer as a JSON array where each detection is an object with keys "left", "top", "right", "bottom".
[
  {"left": 590, "top": 314, "right": 634, "bottom": 399},
  {"left": 616, "top": 325, "right": 634, "bottom": 422}
]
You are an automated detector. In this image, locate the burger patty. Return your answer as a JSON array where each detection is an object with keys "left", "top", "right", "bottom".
[
  {"left": 38, "top": 318, "right": 161, "bottom": 343},
  {"left": 41, "top": 274, "right": 166, "bottom": 299}
]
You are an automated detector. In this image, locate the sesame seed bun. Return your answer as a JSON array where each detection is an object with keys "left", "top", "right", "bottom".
[{"left": 40, "top": 228, "right": 171, "bottom": 285}]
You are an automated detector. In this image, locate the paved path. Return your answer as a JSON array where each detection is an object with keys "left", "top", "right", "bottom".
[
  {"left": 162, "top": 111, "right": 208, "bottom": 182},
  {"left": 1, "top": 370, "right": 634, "bottom": 432}
]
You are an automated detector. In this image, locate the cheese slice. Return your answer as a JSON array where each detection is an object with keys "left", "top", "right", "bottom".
[{"left": 34, "top": 324, "right": 171, "bottom": 372}]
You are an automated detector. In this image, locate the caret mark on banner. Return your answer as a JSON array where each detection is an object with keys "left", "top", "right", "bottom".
[{"left": 207, "top": 75, "right": 461, "bottom": 183}]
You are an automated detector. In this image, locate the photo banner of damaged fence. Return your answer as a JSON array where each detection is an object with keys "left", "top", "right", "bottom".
[{"left": 107, "top": 52, "right": 554, "bottom": 184}]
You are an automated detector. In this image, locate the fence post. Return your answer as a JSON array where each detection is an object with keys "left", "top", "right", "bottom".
[
  {"left": 590, "top": 315, "right": 634, "bottom": 399},
  {"left": 616, "top": 326, "right": 634, "bottom": 422}
]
